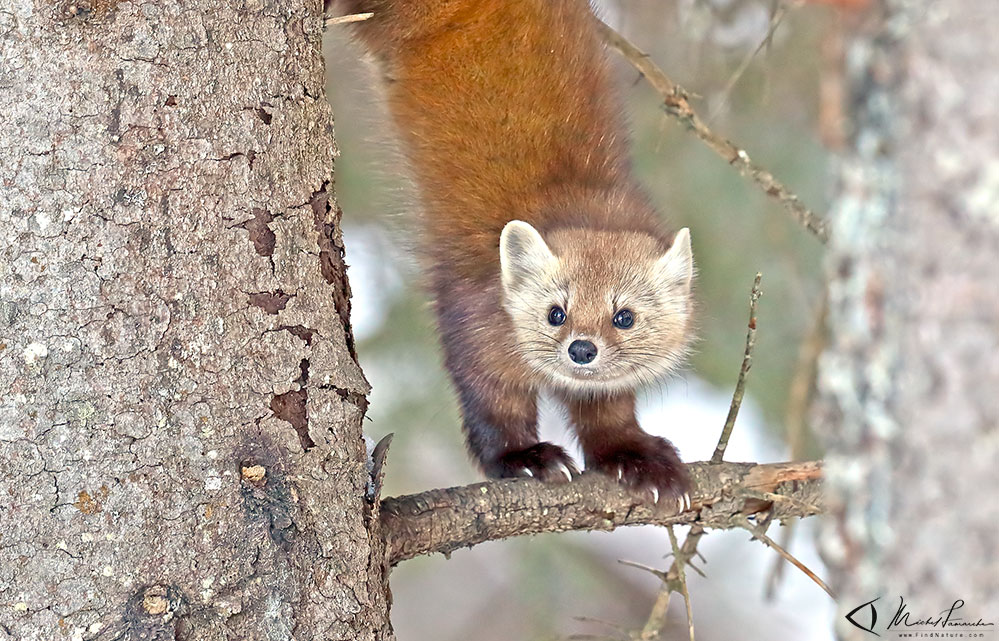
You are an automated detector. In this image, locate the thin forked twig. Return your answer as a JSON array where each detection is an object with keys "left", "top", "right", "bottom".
[
  {"left": 617, "top": 559, "right": 667, "bottom": 581},
  {"left": 708, "top": 4, "right": 788, "bottom": 122},
  {"left": 638, "top": 525, "right": 705, "bottom": 639},
  {"left": 766, "top": 288, "right": 827, "bottom": 598},
  {"left": 740, "top": 517, "right": 836, "bottom": 599},
  {"left": 712, "top": 272, "right": 763, "bottom": 463},
  {"left": 637, "top": 274, "right": 764, "bottom": 639},
  {"left": 765, "top": 521, "right": 796, "bottom": 600},
  {"left": 573, "top": 616, "right": 629, "bottom": 632},
  {"left": 667, "top": 526, "right": 696, "bottom": 641},
  {"left": 595, "top": 20, "right": 829, "bottom": 242}
]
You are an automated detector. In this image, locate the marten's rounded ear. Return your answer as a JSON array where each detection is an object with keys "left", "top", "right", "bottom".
[
  {"left": 500, "top": 220, "right": 557, "bottom": 290},
  {"left": 655, "top": 228, "right": 693, "bottom": 292}
]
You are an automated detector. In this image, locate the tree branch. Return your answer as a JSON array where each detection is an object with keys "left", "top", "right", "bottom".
[
  {"left": 595, "top": 19, "right": 830, "bottom": 243},
  {"left": 738, "top": 516, "right": 836, "bottom": 598},
  {"left": 667, "top": 525, "right": 697, "bottom": 641},
  {"left": 711, "top": 272, "right": 762, "bottom": 463},
  {"left": 381, "top": 460, "right": 823, "bottom": 565}
]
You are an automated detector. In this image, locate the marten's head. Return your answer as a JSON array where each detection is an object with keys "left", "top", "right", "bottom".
[{"left": 499, "top": 220, "right": 694, "bottom": 395}]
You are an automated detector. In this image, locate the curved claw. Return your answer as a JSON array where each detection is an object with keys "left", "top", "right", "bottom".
[
  {"left": 522, "top": 467, "right": 534, "bottom": 478},
  {"left": 557, "top": 462, "right": 573, "bottom": 483},
  {"left": 592, "top": 437, "right": 690, "bottom": 506}
]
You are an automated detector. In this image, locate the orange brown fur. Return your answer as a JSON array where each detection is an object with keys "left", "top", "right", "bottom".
[{"left": 344, "top": 0, "right": 693, "bottom": 502}]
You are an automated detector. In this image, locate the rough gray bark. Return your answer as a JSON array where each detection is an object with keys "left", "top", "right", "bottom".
[
  {"left": 0, "top": 1, "right": 389, "bottom": 639},
  {"left": 383, "top": 461, "right": 824, "bottom": 564},
  {"left": 816, "top": 0, "right": 999, "bottom": 635}
]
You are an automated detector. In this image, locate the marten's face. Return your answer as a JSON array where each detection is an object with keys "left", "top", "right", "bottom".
[{"left": 499, "top": 221, "right": 694, "bottom": 395}]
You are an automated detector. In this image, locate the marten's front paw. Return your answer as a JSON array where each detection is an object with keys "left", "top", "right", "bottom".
[
  {"left": 490, "top": 442, "right": 578, "bottom": 483},
  {"left": 589, "top": 436, "right": 691, "bottom": 511}
]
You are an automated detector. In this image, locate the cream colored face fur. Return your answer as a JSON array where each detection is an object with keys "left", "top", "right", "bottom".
[{"left": 499, "top": 220, "right": 694, "bottom": 395}]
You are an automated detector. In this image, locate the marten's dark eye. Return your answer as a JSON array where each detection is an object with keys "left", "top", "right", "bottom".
[
  {"left": 613, "top": 309, "right": 634, "bottom": 329},
  {"left": 548, "top": 305, "right": 566, "bottom": 326}
]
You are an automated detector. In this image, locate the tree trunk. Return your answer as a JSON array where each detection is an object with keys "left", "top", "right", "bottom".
[
  {"left": 0, "top": 1, "right": 389, "bottom": 639},
  {"left": 816, "top": 0, "right": 999, "bottom": 635}
]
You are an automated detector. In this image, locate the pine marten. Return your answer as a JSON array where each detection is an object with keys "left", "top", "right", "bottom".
[{"left": 340, "top": 0, "right": 694, "bottom": 508}]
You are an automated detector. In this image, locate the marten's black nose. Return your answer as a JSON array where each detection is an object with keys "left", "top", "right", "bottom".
[{"left": 568, "top": 339, "right": 598, "bottom": 364}]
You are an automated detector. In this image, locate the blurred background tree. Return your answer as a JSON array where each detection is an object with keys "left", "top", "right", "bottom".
[{"left": 814, "top": 0, "right": 999, "bottom": 637}]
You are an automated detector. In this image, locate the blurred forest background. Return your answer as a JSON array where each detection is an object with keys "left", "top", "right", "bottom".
[{"left": 324, "top": 0, "right": 841, "bottom": 638}]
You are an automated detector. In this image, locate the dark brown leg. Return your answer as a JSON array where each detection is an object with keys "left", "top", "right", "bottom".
[{"left": 455, "top": 375, "right": 577, "bottom": 482}]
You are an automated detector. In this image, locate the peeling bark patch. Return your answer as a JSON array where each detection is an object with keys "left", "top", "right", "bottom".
[
  {"left": 270, "top": 390, "right": 310, "bottom": 447},
  {"left": 248, "top": 290, "right": 291, "bottom": 314},
  {"left": 310, "top": 181, "right": 358, "bottom": 361},
  {"left": 296, "top": 357, "right": 308, "bottom": 384},
  {"left": 109, "top": 104, "right": 122, "bottom": 139},
  {"left": 219, "top": 150, "right": 258, "bottom": 169},
  {"left": 280, "top": 324, "right": 315, "bottom": 345},
  {"left": 270, "top": 359, "right": 313, "bottom": 449},
  {"left": 243, "top": 208, "right": 276, "bottom": 256},
  {"left": 322, "top": 383, "right": 369, "bottom": 416},
  {"left": 218, "top": 151, "right": 256, "bottom": 169}
]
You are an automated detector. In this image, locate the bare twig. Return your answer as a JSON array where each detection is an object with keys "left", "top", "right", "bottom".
[
  {"left": 574, "top": 616, "right": 626, "bottom": 628},
  {"left": 595, "top": 20, "right": 830, "bottom": 242},
  {"left": 639, "top": 274, "right": 764, "bottom": 638},
  {"left": 638, "top": 525, "right": 705, "bottom": 639},
  {"left": 765, "top": 288, "right": 827, "bottom": 598},
  {"left": 667, "top": 526, "right": 696, "bottom": 641},
  {"left": 381, "top": 460, "right": 823, "bottom": 564},
  {"left": 638, "top": 583, "right": 673, "bottom": 638},
  {"left": 740, "top": 517, "right": 836, "bottom": 598},
  {"left": 709, "top": 5, "right": 788, "bottom": 122},
  {"left": 711, "top": 273, "right": 763, "bottom": 463},
  {"left": 764, "top": 521, "right": 796, "bottom": 600},
  {"left": 617, "top": 559, "right": 668, "bottom": 581},
  {"left": 325, "top": 11, "right": 373, "bottom": 26}
]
